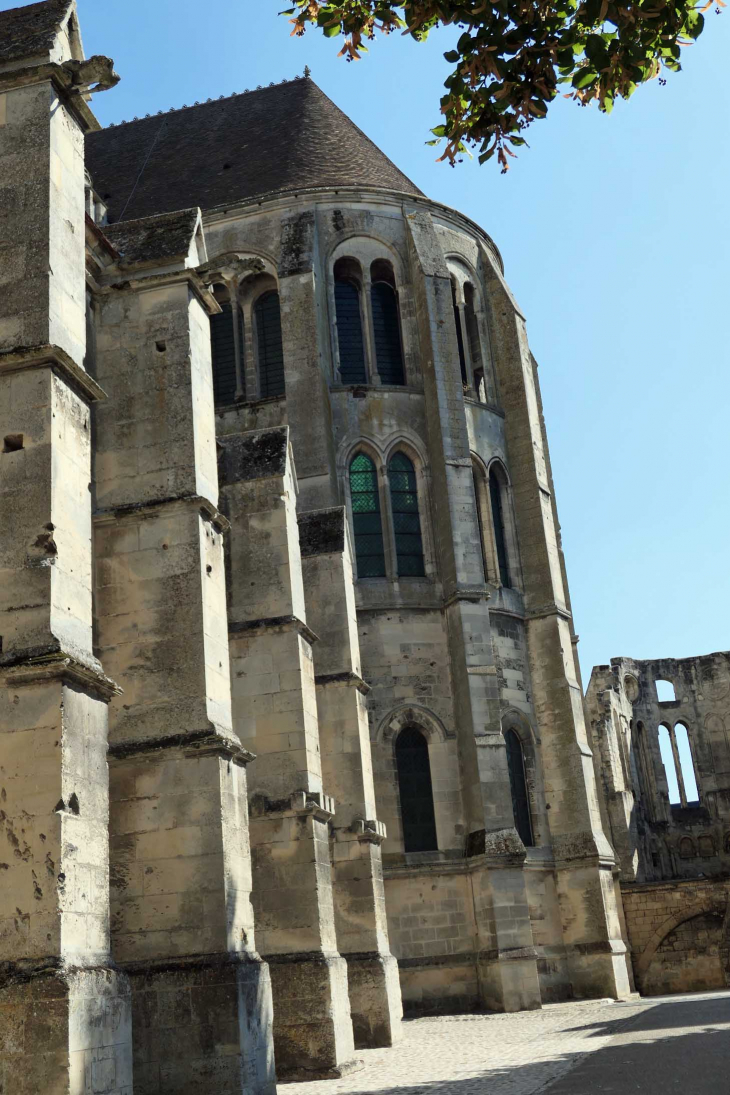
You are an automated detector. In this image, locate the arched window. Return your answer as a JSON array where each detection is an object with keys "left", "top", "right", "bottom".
[
  {"left": 505, "top": 729, "right": 533, "bottom": 847},
  {"left": 395, "top": 727, "right": 438, "bottom": 853},
  {"left": 254, "top": 290, "right": 285, "bottom": 399},
  {"left": 655, "top": 679, "right": 676, "bottom": 702},
  {"left": 674, "top": 723, "right": 700, "bottom": 803},
  {"left": 349, "top": 453, "right": 386, "bottom": 578},
  {"left": 210, "top": 283, "right": 243, "bottom": 404},
  {"left": 464, "top": 283, "right": 486, "bottom": 402},
  {"left": 371, "top": 261, "right": 404, "bottom": 385},
  {"left": 451, "top": 280, "right": 468, "bottom": 387},
  {"left": 334, "top": 258, "right": 366, "bottom": 385},
  {"left": 658, "top": 724, "right": 681, "bottom": 804},
  {"left": 388, "top": 452, "right": 425, "bottom": 577},
  {"left": 489, "top": 467, "right": 511, "bottom": 587}
]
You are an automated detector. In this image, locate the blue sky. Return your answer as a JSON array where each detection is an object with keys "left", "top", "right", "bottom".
[{"left": 12, "top": 0, "right": 728, "bottom": 680}]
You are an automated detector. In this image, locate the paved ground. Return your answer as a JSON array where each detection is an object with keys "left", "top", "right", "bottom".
[{"left": 285, "top": 991, "right": 730, "bottom": 1095}]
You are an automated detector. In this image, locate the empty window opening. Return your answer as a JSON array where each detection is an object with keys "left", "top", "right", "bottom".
[
  {"left": 210, "top": 283, "right": 243, "bottom": 405},
  {"left": 388, "top": 452, "right": 425, "bottom": 577},
  {"left": 350, "top": 453, "right": 386, "bottom": 578},
  {"left": 255, "top": 290, "right": 285, "bottom": 399},
  {"left": 395, "top": 726, "right": 438, "bottom": 853},
  {"left": 505, "top": 728, "right": 533, "bottom": 847},
  {"left": 334, "top": 258, "right": 366, "bottom": 385},
  {"left": 658, "top": 724, "right": 681, "bottom": 804},
  {"left": 675, "top": 723, "right": 700, "bottom": 803},
  {"left": 451, "top": 280, "right": 468, "bottom": 387},
  {"left": 2, "top": 434, "right": 23, "bottom": 453},
  {"left": 489, "top": 468, "right": 511, "bottom": 588},
  {"left": 464, "top": 283, "right": 485, "bottom": 397},
  {"left": 155, "top": 340, "right": 167, "bottom": 353},
  {"left": 656, "top": 679, "right": 676, "bottom": 702},
  {"left": 371, "top": 267, "right": 404, "bottom": 385}
]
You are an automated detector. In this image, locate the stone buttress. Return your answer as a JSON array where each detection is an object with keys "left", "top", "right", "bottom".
[
  {"left": 91, "top": 214, "right": 275, "bottom": 1093},
  {"left": 404, "top": 211, "right": 543, "bottom": 1012},
  {"left": 0, "top": 4, "right": 133, "bottom": 1092},
  {"left": 219, "top": 430, "right": 358, "bottom": 1079},
  {"left": 480, "top": 236, "right": 633, "bottom": 1000},
  {"left": 298, "top": 507, "right": 403, "bottom": 1048}
]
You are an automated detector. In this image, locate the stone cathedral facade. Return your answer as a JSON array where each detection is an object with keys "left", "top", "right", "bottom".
[{"left": 0, "top": 1, "right": 643, "bottom": 1092}]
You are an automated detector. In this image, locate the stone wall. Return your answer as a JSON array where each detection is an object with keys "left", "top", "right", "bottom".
[{"left": 622, "top": 878, "right": 730, "bottom": 995}]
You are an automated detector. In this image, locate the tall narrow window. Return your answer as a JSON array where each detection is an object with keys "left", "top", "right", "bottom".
[
  {"left": 395, "top": 727, "right": 438, "bottom": 853},
  {"left": 505, "top": 729, "right": 533, "bottom": 846},
  {"left": 465, "top": 283, "right": 487, "bottom": 402},
  {"left": 210, "top": 284, "right": 242, "bottom": 405},
  {"left": 472, "top": 466, "right": 488, "bottom": 581},
  {"left": 371, "top": 263, "right": 404, "bottom": 385},
  {"left": 388, "top": 453, "right": 425, "bottom": 577},
  {"left": 451, "top": 280, "right": 468, "bottom": 386},
  {"left": 489, "top": 468, "right": 510, "bottom": 587},
  {"left": 334, "top": 258, "right": 366, "bottom": 384},
  {"left": 254, "top": 290, "right": 285, "bottom": 398},
  {"left": 658, "top": 724, "right": 681, "bottom": 804},
  {"left": 675, "top": 723, "right": 700, "bottom": 803},
  {"left": 349, "top": 453, "right": 386, "bottom": 578}
]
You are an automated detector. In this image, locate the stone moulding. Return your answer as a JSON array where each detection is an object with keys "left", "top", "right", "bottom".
[
  {"left": 0, "top": 652, "right": 121, "bottom": 703},
  {"left": 108, "top": 728, "right": 254, "bottom": 767},
  {"left": 0, "top": 344, "right": 106, "bottom": 403}
]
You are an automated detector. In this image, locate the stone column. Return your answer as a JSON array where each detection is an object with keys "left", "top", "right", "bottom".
[
  {"left": 93, "top": 237, "right": 275, "bottom": 1094},
  {"left": 481, "top": 241, "right": 632, "bottom": 1000},
  {"left": 0, "top": 25, "right": 132, "bottom": 1094},
  {"left": 298, "top": 507, "right": 403, "bottom": 1048},
  {"left": 220, "top": 430, "right": 358, "bottom": 1079},
  {"left": 404, "top": 210, "right": 542, "bottom": 1013}
]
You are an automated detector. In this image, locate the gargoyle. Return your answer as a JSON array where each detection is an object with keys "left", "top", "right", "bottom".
[{"left": 63, "top": 55, "right": 120, "bottom": 94}]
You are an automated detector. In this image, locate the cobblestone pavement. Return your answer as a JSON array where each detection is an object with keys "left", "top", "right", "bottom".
[{"left": 284, "top": 991, "right": 730, "bottom": 1095}]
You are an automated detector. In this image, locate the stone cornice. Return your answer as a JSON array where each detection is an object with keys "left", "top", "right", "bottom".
[
  {"left": 109, "top": 729, "right": 254, "bottom": 767},
  {"left": 0, "top": 345, "right": 106, "bottom": 403},
  {"left": 94, "top": 494, "right": 230, "bottom": 535},
  {"left": 229, "top": 614, "right": 319, "bottom": 647},
  {"left": 0, "top": 653, "right": 121, "bottom": 703},
  {"left": 314, "top": 671, "right": 370, "bottom": 695}
]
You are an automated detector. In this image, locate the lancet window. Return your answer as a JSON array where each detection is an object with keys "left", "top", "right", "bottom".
[
  {"left": 505, "top": 729, "right": 533, "bottom": 847},
  {"left": 331, "top": 251, "right": 406, "bottom": 386},
  {"left": 395, "top": 726, "right": 438, "bottom": 853}
]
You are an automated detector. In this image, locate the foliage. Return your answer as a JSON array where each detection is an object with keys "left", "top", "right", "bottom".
[{"left": 283, "top": 0, "right": 720, "bottom": 170}]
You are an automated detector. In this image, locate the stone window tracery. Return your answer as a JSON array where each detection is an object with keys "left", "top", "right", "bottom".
[
  {"left": 330, "top": 247, "right": 406, "bottom": 387},
  {"left": 395, "top": 726, "right": 439, "bottom": 853},
  {"left": 658, "top": 721, "right": 700, "bottom": 807},
  {"left": 471, "top": 457, "right": 519, "bottom": 590}
]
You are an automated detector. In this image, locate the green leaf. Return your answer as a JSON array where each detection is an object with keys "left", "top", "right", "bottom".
[
  {"left": 444, "top": 49, "right": 461, "bottom": 62},
  {"left": 323, "top": 21, "right": 341, "bottom": 36}
]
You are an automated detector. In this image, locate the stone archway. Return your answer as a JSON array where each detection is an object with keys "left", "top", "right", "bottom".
[{"left": 635, "top": 896, "right": 730, "bottom": 995}]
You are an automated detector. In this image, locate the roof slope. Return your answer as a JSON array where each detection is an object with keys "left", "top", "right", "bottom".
[
  {"left": 101, "top": 209, "right": 200, "bottom": 267},
  {"left": 0, "top": 0, "right": 72, "bottom": 65},
  {"left": 86, "top": 77, "right": 423, "bottom": 223}
]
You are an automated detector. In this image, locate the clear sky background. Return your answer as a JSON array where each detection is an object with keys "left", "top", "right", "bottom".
[{"left": 9, "top": 0, "right": 727, "bottom": 680}]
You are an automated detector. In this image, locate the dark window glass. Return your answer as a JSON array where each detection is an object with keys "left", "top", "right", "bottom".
[
  {"left": 388, "top": 452, "right": 425, "bottom": 577},
  {"left": 371, "top": 282, "right": 405, "bottom": 385},
  {"left": 396, "top": 727, "right": 438, "bottom": 853},
  {"left": 335, "top": 278, "right": 367, "bottom": 384},
  {"left": 210, "top": 301, "right": 243, "bottom": 405},
  {"left": 505, "top": 729, "right": 533, "bottom": 846},
  {"left": 489, "top": 468, "right": 510, "bottom": 587},
  {"left": 350, "top": 453, "right": 386, "bottom": 578},
  {"left": 451, "top": 281, "right": 468, "bottom": 386},
  {"left": 464, "top": 284, "right": 483, "bottom": 376},
  {"left": 255, "top": 290, "right": 285, "bottom": 399}
]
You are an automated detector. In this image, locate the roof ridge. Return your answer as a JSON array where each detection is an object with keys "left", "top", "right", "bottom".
[{"left": 108, "top": 73, "right": 310, "bottom": 128}]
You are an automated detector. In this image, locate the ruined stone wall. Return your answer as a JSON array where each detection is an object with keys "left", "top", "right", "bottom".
[
  {"left": 586, "top": 653, "right": 730, "bottom": 884},
  {"left": 622, "top": 878, "right": 730, "bottom": 995}
]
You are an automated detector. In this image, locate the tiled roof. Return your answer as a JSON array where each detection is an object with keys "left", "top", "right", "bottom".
[
  {"left": 101, "top": 209, "right": 200, "bottom": 267},
  {"left": 0, "top": 0, "right": 72, "bottom": 64},
  {"left": 86, "top": 77, "right": 423, "bottom": 223}
]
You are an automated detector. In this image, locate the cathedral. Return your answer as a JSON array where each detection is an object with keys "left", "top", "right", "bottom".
[{"left": 2, "top": 1, "right": 729, "bottom": 1093}]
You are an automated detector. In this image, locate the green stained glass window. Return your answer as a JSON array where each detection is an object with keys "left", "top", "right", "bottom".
[
  {"left": 350, "top": 453, "right": 386, "bottom": 578},
  {"left": 388, "top": 452, "right": 425, "bottom": 577},
  {"left": 396, "top": 727, "right": 438, "bottom": 853}
]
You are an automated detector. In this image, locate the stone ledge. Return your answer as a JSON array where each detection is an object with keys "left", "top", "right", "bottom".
[{"left": 0, "top": 344, "right": 106, "bottom": 402}]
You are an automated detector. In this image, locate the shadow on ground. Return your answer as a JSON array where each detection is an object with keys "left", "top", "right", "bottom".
[{"left": 331, "top": 996, "right": 730, "bottom": 1095}]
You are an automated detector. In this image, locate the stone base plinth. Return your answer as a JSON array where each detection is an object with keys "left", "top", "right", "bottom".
[
  {"left": 0, "top": 965, "right": 132, "bottom": 1095},
  {"left": 267, "top": 953, "right": 358, "bottom": 1080},
  {"left": 125, "top": 954, "right": 275, "bottom": 1095},
  {"left": 345, "top": 953, "right": 403, "bottom": 1048},
  {"left": 477, "top": 953, "right": 543, "bottom": 1013},
  {"left": 566, "top": 947, "right": 633, "bottom": 1001}
]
